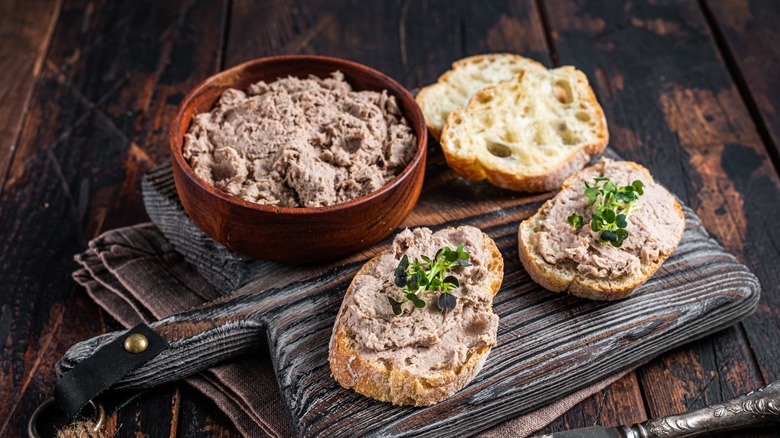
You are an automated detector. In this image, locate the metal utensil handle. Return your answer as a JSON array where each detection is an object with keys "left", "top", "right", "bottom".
[{"left": 635, "top": 380, "right": 780, "bottom": 437}]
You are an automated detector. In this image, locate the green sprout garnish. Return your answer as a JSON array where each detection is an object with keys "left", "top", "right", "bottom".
[
  {"left": 567, "top": 177, "right": 644, "bottom": 248},
  {"left": 567, "top": 213, "right": 585, "bottom": 229},
  {"left": 388, "top": 243, "right": 471, "bottom": 315}
]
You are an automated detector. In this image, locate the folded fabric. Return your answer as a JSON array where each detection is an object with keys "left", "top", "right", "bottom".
[{"left": 73, "top": 223, "right": 627, "bottom": 437}]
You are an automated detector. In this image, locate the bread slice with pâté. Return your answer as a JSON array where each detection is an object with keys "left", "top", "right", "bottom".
[
  {"left": 518, "top": 159, "right": 684, "bottom": 300},
  {"left": 415, "top": 53, "right": 547, "bottom": 139},
  {"left": 329, "top": 226, "right": 504, "bottom": 406},
  {"left": 439, "top": 66, "right": 608, "bottom": 193}
]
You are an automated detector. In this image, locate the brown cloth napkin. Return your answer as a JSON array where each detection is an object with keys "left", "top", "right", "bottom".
[{"left": 72, "top": 223, "right": 627, "bottom": 437}]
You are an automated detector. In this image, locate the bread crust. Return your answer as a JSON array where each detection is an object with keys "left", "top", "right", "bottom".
[
  {"left": 328, "top": 228, "right": 504, "bottom": 406},
  {"left": 416, "top": 53, "right": 547, "bottom": 140},
  {"left": 440, "top": 68, "right": 609, "bottom": 193},
  {"left": 517, "top": 161, "right": 684, "bottom": 300}
]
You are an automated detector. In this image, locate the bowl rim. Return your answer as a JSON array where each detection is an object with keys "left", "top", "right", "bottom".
[{"left": 170, "top": 54, "right": 427, "bottom": 215}]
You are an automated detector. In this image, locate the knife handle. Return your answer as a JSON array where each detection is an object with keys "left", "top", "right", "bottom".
[{"left": 634, "top": 379, "right": 780, "bottom": 437}]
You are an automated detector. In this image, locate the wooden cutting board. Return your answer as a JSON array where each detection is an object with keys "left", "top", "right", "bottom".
[{"left": 135, "top": 149, "right": 760, "bottom": 437}]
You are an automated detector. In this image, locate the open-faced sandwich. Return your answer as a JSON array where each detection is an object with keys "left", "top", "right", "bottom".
[
  {"left": 329, "top": 226, "right": 504, "bottom": 406},
  {"left": 518, "top": 159, "right": 685, "bottom": 300}
]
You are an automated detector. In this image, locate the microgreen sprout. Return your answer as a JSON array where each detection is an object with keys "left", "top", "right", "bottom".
[
  {"left": 567, "top": 177, "right": 644, "bottom": 248},
  {"left": 388, "top": 243, "right": 470, "bottom": 315}
]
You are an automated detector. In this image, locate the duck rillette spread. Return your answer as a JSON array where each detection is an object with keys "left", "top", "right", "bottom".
[
  {"left": 343, "top": 227, "right": 498, "bottom": 376},
  {"left": 183, "top": 72, "right": 416, "bottom": 208},
  {"left": 536, "top": 159, "right": 683, "bottom": 279}
]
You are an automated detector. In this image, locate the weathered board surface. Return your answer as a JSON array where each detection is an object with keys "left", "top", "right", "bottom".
[
  {"left": 541, "top": 2, "right": 780, "bottom": 430},
  {"left": 703, "top": 0, "right": 780, "bottom": 166},
  {"left": 59, "top": 150, "right": 760, "bottom": 437},
  {"left": 4, "top": 0, "right": 780, "bottom": 436},
  {"left": 0, "top": 0, "right": 229, "bottom": 436},
  {"left": 0, "top": 0, "right": 62, "bottom": 190}
]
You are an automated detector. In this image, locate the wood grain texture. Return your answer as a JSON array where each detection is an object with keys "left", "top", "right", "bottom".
[
  {"left": 59, "top": 175, "right": 760, "bottom": 436},
  {"left": 703, "top": 0, "right": 780, "bottom": 168},
  {"left": 4, "top": 0, "right": 780, "bottom": 436},
  {"left": 0, "top": 0, "right": 231, "bottom": 436},
  {"left": 0, "top": 0, "right": 62, "bottom": 192},
  {"left": 6, "top": 0, "right": 230, "bottom": 233},
  {"left": 542, "top": 0, "right": 780, "bottom": 428},
  {"left": 225, "top": 0, "right": 552, "bottom": 88},
  {"left": 539, "top": 372, "right": 647, "bottom": 433}
]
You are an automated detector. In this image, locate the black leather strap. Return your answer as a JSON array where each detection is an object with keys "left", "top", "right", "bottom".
[{"left": 54, "top": 324, "right": 168, "bottom": 420}]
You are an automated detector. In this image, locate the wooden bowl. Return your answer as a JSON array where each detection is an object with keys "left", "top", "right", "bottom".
[{"left": 169, "top": 55, "right": 427, "bottom": 263}]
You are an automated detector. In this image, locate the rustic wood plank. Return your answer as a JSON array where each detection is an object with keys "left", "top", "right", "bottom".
[
  {"left": 59, "top": 187, "right": 760, "bottom": 436},
  {"left": 0, "top": 0, "right": 230, "bottom": 436},
  {"left": 5, "top": 1, "right": 775, "bottom": 437},
  {"left": 358, "top": 0, "right": 554, "bottom": 85},
  {"left": 0, "top": 64, "right": 183, "bottom": 436},
  {"left": 540, "top": 372, "right": 647, "bottom": 433},
  {"left": 638, "top": 325, "right": 764, "bottom": 422},
  {"left": 226, "top": 0, "right": 551, "bottom": 86},
  {"left": 542, "top": 0, "right": 780, "bottom": 427},
  {"left": 5, "top": 0, "right": 229, "bottom": 232},
  {"left": 703, "top": 0, "right": 780, "bottom": 170},
  {"left": 224, "top": 0, "right": 322, "bottom": 67},
  {"left": 0, "top": 0, "right": 62, "bottom": 192},
  {"left": 0, "top": 64, "right": 106, "bottom": 437}
]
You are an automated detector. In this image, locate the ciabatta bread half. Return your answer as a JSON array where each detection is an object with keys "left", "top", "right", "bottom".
[
  {"left": 415, "top": 53, "right": 546, "bottom": 139},
  {"left": 329, "top": 226, "right": 504, "bottom": 406},
  {"left": 518, "top": 159, "right": 684, "bottom": 300},
  {"left": 440, "top": 66, "right": 608, "bottom": 192}
]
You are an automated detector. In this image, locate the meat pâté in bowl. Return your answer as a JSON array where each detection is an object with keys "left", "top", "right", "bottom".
[{"left": 169, "top": 55, "right": 427, "bottom": 263}]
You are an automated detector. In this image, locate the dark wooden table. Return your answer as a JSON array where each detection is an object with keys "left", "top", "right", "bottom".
[{"left": 2, "top": 1, "right": 779, "bottom": 436}]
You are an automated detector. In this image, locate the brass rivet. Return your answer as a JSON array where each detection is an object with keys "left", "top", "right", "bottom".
[{"left": 124, "top": 333, "right": 148, "bottom": 354}]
